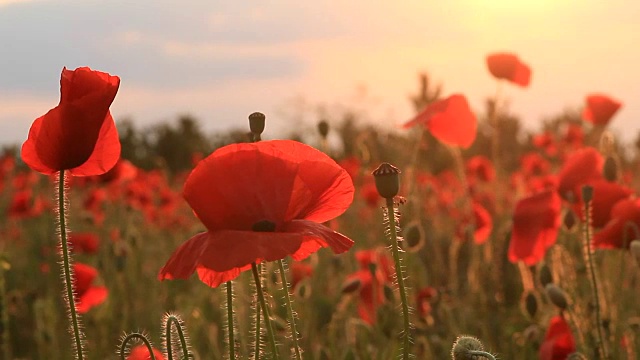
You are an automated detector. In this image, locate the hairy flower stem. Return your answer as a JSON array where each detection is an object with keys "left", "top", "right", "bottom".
[
  {"left": 582, "top": 192, "right": 609, "bottom": 359},
  {"left": 385, "top": 197, "right": 411, "bottom": 360},
  {"left": 277, "top": 259, "right": 302, "bottom": 360},
  {"left": 226, "top": 281, "right": 236, "bottom": 360},
  {"left": 119, "top": 333, "right": 156, "bottom": 360},
  {"left": 251, "top": 262, "right": 279, "bottom": 359},
  {"left": 58, "top": 170, "right": 84, "bottom": 360},
  {"left": 468, "top": 350, "right": 497, "bottom": 360},
  {"left": 164, "top": 314, "right": 191, "bottom": 360}
]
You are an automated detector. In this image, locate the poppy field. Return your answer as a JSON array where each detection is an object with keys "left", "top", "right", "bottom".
[{"left": 0, "top": 54, "right": 637, "bottom": 360}]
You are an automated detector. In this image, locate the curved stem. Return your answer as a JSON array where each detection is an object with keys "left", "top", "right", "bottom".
[
  {"left": 119, "top": 333, "right": 156, "bottom": 360},
  {"left": 277, "top": 259, "right": 302, "bottom": 360},
  {"left": 165, "top": 314, "right": 190, "bottom": 360},
  {"left": 582, "top": 190, "right": 609, "bottom": 359},
  {"left": 385, "top": 197, "right": 411, "bottom": 360},
  {"left": 468, "top": 350, "right": 497, "bottom": 360},
  {"left": 251, "top": 262, "right": 279, "bottom": 359},
  {"left": 226, "top": 281, "right": 236, "bottom": 360},
  {"left": 58, "top": 170, "right": 84, "bottom": 360}
]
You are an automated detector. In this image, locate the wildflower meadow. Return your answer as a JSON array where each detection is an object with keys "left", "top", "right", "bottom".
[{"left": 1, "top": 53, "right": 639, "bottom": 360}]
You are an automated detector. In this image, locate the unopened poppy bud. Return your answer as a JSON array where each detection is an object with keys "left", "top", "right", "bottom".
[
  {"left": 248, "top": 112, "right": 266, "bottom": 137},
  {"left": 372, "top": 163, "right": 401, "bottom": 199},
  {"left": 521, "top": 291, "right": 538, "bottom": 319},
  {"left": 341, "top": 278, "right": 361, "bottom": 294},
  {"left": 630, "top": 240, "right": 640, "bottom": 265},
  {"left": 539, "top": 264, "right": 553, "bottom": 287},
  {"left": 563, "top": 209, "right": 577, "bottom": 232},
  {"left": 603, "top": 156, "right": 617, "bottom": 182},
  {"left": 317, "top": 120, "right": 330, "bottom": 138},
  {"left": 450, "top": 336, "right": 486, "bottom": 360},
  {"left": 581, "top": 185, "right": 594, "bottom": 203},
  {"left": 404, "top": 221, "right": 425, "bottom": 252},
  {"left": 545, "top": 283, "right": 568, "bottom": 310}
]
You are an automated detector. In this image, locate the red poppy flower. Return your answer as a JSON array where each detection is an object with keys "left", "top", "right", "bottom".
[
  {"left": 486, "top": 52, "right": 531, "bottom": 87},
  {"left": 557, "top": 147, "right": 603, "bottom": 202},
  {"left": 69, "top": 232, "right": 100, "bottom": 254},
  {"left": 290, "top": 262, "right": 313, "bottom": 289},
  {"left": 593, "top": 198, "right": 640, "bottom": 249},
  {"left": 21, "top": 67, "right": 121, "bottom": 176},
  {"left": 347, "top": 249, "right": 394, "bottom": 324},
  {"left": 582, "top": 94, "right": 622, "bottom": 126},
  {"left": 73, "top": 262, "right": 108, "bottom": 313},
  {"left": 466, "top": 155, "right": 495, "bottom": 183},
  {"left": 539, "top": 315, "right": 575, "bottom": 360},
  {"left": 416, "top": 287, "right": 438, "bottom": 320},
  {"left": 158, "top": 140, "right": 355, "bottom": 288},
  {"left": 508, "top": 190, "right": 561, "bottom": 266},
  {"left": 7, "top": 189, "right": 45, "bottom": 219},
  {"left": 127, "top": 345, "right": 165, "bottom": 360},
  {"left": 403, "top": 94, "right": 477, "bottom": 148}
]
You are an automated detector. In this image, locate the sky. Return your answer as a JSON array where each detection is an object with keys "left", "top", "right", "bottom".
[{"left": 1, "top": 0, "right": 639, "bottom": 146}]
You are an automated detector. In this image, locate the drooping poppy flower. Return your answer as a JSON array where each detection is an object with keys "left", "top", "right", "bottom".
[
  {"left": 582, "top": 94, "right": 622, "bottom": 126},
  {"left": 508, "top": 190, "right": 561, "bottom": 266},
  {"left": 403, "top": 94, "right": 477, "bottom": 149},
  {"left": 69, "top": 232, "right": 100, "bottom": 254},
  {"left": 21, "top": 67, "right": 121, "bottom": 176},
  {"left": 593, "top": 198, "right": 640, "bottom": 249},
  {"left": 126, "top": 345, "right": 165, "bottom": 360},
  {"left": 557, "top": 147, "right": 603, "bottom": 202},
  {"left": 159, "top": 140, "right": 355, "bottom": 288},
  {"left": 539, "top": 315, "right": 575, "bottom": 360},
  {"left": 73, "top": 262, "right": 108, "bottom": 313},
  {"left": 486, "top": 52, "right": 531, "bottom": 87}
]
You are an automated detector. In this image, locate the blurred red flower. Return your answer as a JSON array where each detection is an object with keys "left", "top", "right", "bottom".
[
  {"left": 127, "top": 345, "right": 165, "bottom": 360},
  {"left": 486, "top": 53, "right": 531, "bottom": 87},
  {"left": 466, "top": 155, "right": 495, "bottom": 183},
  {"left": 7, "top": 189, "right": 46, "bottom": 219},
  {"left": 21, "top": 67, "right": 121, "bottom": 176},
  {"left": 508, "top": 190, "right": 561, "bottom": 266},
  {"left": 593, "top": 198, "right": 640, "bottom": 249},
  {"left": 539, "top": 315, "right": 575, "bottom": 360},
  {"left": 69, "top": 232, "right": 100, "bottom": 254},
  {"left": 159, "top": 140, "right": 354, "bottom": 288},
  {"left": 572, "top": 179, "right": 632, "bottom": 228},
  {"left": 74, "top": 262, "right": 108, "bottom": 313},
  {"left": 403, "top": 94, "right": 477, "bottom": 149},
  {"left": 347, "top": 249, "right": 394, "bottom": 324},
  {"left": 557, "top": 147, "right": 603, "bottom": 202},
  {"left": 416, "top": 287, "right": 438, "bottom": 320},
  {"left": 290, "top": 262, "right": 313, "bottom": 289},
  {"left": 582, "top": 94, "right": 622, "bottom": 126}
]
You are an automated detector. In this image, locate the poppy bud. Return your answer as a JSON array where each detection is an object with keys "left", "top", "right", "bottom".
[
  {"left": 521, "top": 290, "right": 538, "bottom": 319},
  {"left": 372, "top": 163, "right": 401, "bottom": 199},
  {"left": 630, "top": 240, "right": 640, "bottom": 266},
  {"left": 603, "top": 156, "right": 617, "bottom": 182},
  {"left": 563, "top": 209, "right": 577, "bottom": 232},
  {"left": 581, "top": 185, "right": 594, "bottom": 203},
  {"left": 248, "top": 112, "right": 266, "bottom": 140},
  {"left": 317, "top": 120, "right": 330, "bottom": 139},
  {"left": 545, "top": 283, "right": 568, "bottom": 310},
  {"left": 451, "top": 336, "right": 486, "bottom": 360},
  {"left": 403, "top": 221, "right": 425, "bottom": 252},
  {"left": 539, "top": 264, "right": 553, "bottom": 287},
  {"left": 383, "top": 284, "right": 395, "bottom": 303},
  {"left": 341, "top": 278, "right": 361, "bottom": 294}
]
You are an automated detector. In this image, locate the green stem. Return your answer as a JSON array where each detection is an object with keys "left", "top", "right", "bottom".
[
  {"left": 164, "top": 314, "right": 190, "bottom": 360},
  {"left": 119, "top": 333, "right": 156, "bottom": 360},
  {"left": 385, "top": 197, "right": 411, "bottom": 360},
  {"left": 583, "top": 192, "right": 609, "bottom": 359},
  {"left": 468, "top": 350, "right": 497, "bottom": 360},
  {"left": 277, "top": 259, "right": 302, "bottom": 360},
  {"left": 226, "top": 281, "right": 236, "bottom": 360},
  {"left": 251, "top": 262, "right": 279, "bottom": 359},
  {"left": 58, "top": 170, "right": 84, "bottom": 360},
  {"left": 254, "top": 264, "right": 262, "bottom": 360}
]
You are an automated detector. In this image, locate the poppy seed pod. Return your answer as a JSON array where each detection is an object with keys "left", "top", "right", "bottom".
[
  {"left": 248, "top": 112, "right": 266, "bottom": 136},
  {"left": 372, "top": 163, "right": 401, "bottom": 199},
  {"left": 522, "top": 290, "right": 538, "bottom": 319},
  {"left": 317, "top": 120, "right": 330, "bottom": 138},
  {"left": 603, "top": 156, "right": 617, "bottom": 182},
  {"left": 545, "top": 283, "right": 569, "bottom": 310},
  {"left": 563, "top": 209, "right": 577, "bottom": 232},
  {"left": 581, "top": 185, "right": 594, "bottom": 203},
  {"left": 539, "top": 263, "right": 553, "bottom": 287}
]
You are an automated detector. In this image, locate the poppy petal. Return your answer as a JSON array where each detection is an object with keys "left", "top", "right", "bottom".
[
  {"left": 582, "top": 94, "right": 622, "bottom": 126},
  {"left": 76, "top": 286, "right": 108, "bottom": 313},
  {"left": 68, "top": 112, "right": 121, "bottom": 176},
  {"left": 486, "top": 53, "right": 531, "bottom": 87},
  {"left": 283, "top": 219, "right": 354, "bottom": 258}
]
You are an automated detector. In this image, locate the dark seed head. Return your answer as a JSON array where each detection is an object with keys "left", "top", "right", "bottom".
[
  {"left": 248, "top": 112, "right": 266, "bottom": 135},
  {"left": 372, "top": 163, "right": 401, "bottom": 199},
  {"left": 317, "top": 120, "right": 330, "bottom": 138}
]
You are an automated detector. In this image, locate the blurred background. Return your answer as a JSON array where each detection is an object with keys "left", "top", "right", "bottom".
[{"left": 1, "top": 0, "right": 639, "bottom": 146}]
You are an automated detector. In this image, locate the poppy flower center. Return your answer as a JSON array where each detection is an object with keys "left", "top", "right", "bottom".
[{"left": 252, "top": 220, "right": 276, "bottom": 232}]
